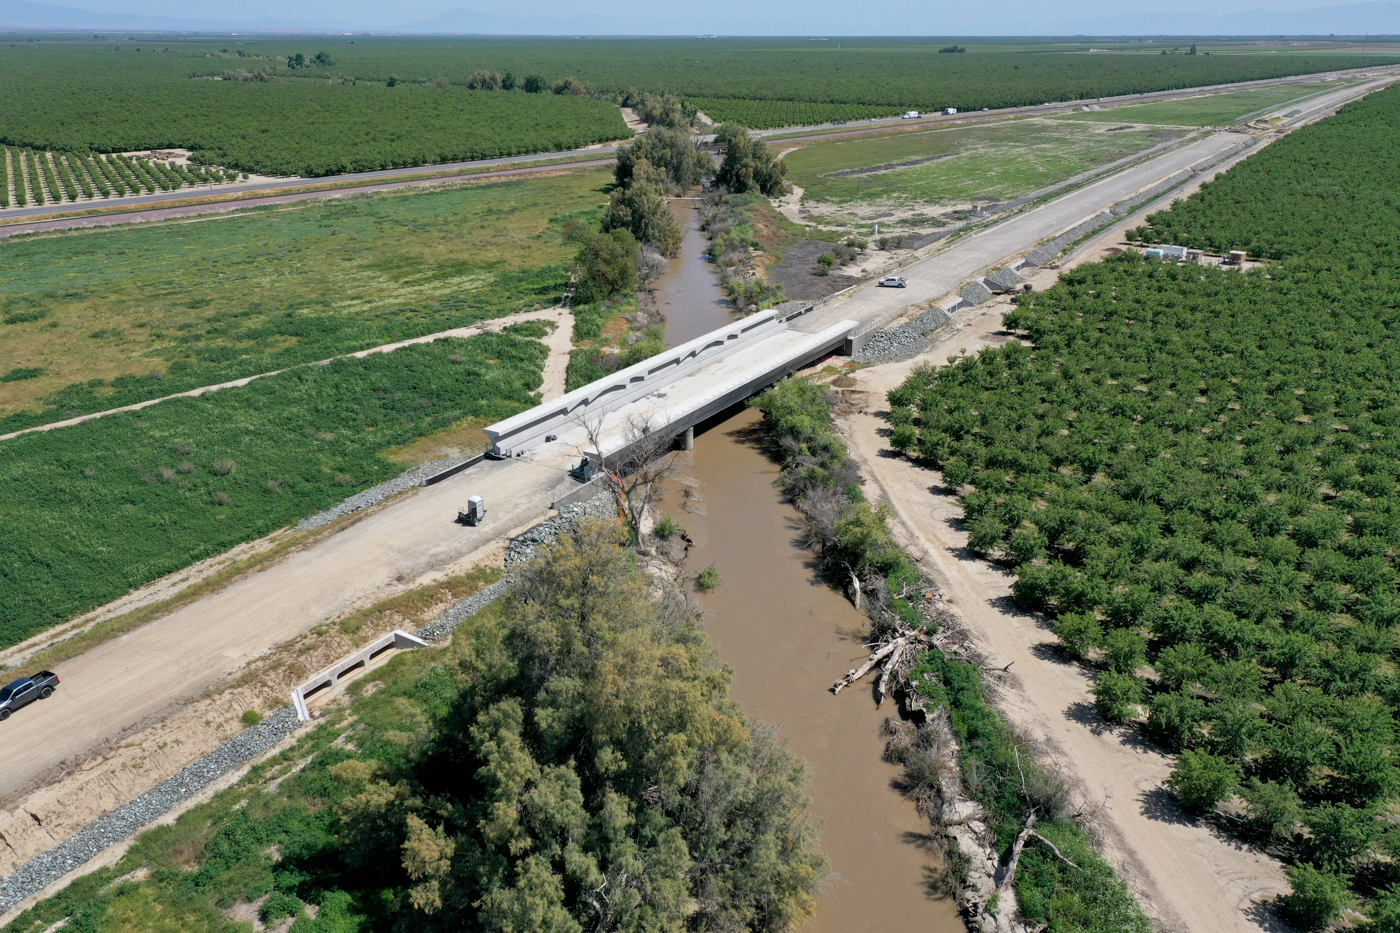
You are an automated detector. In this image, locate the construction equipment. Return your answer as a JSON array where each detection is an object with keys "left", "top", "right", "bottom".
[{"left": 458, "top": 496, "right": 487, "bottom": 526}]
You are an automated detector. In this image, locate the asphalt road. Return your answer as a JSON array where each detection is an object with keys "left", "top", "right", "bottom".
[
  {"left": 794, "top": 132, "right": 1247, "bottom": 337},
  {"left": 0, "top": 158, "right": 615, "bottom": 239}
]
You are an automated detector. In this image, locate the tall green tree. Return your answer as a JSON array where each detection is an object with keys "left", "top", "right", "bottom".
[
  {"left": 615, "top": 126, "right": 712, "bottom": 190},
  {"left": 603, "top": 157, "right": 682, "bottom": 256},
  {"left": 572, "top": 227, "right": 641, "bottom": 304},
  {"left": 335, "top": 519, "right": 827, "bottom": 932},
  {"left": 715, "top": 126, "right": 787, "bottom": 197}
]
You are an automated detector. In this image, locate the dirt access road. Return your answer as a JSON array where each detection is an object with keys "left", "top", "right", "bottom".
[
  {"left": 5, "top": 64, "right": 1391, "bottom": 240},
  {"left": 4, "top": 70, "right": 1383, "bottom": 885},
  {"left": 0, "top": 311, "right": 574, "bottom": 799},
  {"left": 840, "top": 316, "right": 1285, "bottom": 933},
  {"left": 833, "top": 173, "right": 1293, "bottom": 929}
]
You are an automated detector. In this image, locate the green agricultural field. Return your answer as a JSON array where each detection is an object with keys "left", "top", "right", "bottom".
[
  {"left": 0, "top": 168, "right": 612, "bottom": 431},
  {"left": 1055, "top": 79, "right": 1351, "bottom": 126},
  {"left": 783, "top": 118, "right": 1172, "bottom": 207},
  {"left": 0, "top": 330, "right": 547, "bottom": 645},
  {"left": 0, "top": 37, "right": 1393, "bottom": 168},
  {"left": 888, "top": 85, "right": 1400, "bottom": 926}
]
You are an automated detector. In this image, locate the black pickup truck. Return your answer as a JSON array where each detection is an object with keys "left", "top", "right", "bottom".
[{"left": 0, "top": 671, "right": 60, "bottom": 721}]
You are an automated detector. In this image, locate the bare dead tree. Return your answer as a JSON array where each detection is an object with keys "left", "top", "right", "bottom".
[{"left": 579, "top": 410, "right": 687, "bottom": 545}]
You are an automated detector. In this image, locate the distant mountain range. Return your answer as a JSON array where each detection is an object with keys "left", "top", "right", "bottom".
[{"left": 1, "top": 0, "right": 1398, "bottom": 36}]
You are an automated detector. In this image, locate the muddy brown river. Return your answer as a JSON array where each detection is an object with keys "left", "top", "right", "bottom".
[
  {"left": 653, "top": 203, "right": 960, "bottom": 931},
  {"left": 667, "top": 410, "right": 962, "bottom": 932},
  {"left": 657, "top": 200, "right": 737, "bottom": 346}
]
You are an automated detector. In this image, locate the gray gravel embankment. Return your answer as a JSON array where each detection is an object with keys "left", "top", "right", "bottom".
[
  {"left": 0, "top": 485, "right": 611, "bottom": 917},
  {"left": 853, "top": 305, "right": 954, "bottom": 365},
  {"left": 294, "top": 455, "right": 472, "bottom": 532}
]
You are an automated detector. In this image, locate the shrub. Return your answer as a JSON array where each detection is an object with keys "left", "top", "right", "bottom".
[
  {"left": 212, "top": 458, "right": 236, "bottom": 476},
  {"left": 1241, "top": 778, "right": 1301, "bottom": 842},
  {"left": 1090, "top": 671, "right": 1144, "bottom": 723},
  {"left": 1054, "top": 612, "right": 1103, "bottom": 659},
  {"left": 697, "top": 564, "right": 723, "bottom": 590},
  {"left": 240, "top": 709, "right": 263, "bottom": 727},
  {"left": 1102, "top": 628, "right": 1147, "bottom": 674},
  {"left": 1145, "top": 692, "right": 1206, "bottom": 750},
  {"left": 1166, "top": 749, "right": 1240, "bottom": 813},
  {"left": 259, "top": 891, "right": 303, "bottom": 923},
  {"left": 212, "top": 491, "right": 229, "bottom": 506},
  {"left": 654, "top": 515, "right": 680, "bottom": 539},
  {"left": 1279, "top": 864, "right": 1350, "bottom": 930}
]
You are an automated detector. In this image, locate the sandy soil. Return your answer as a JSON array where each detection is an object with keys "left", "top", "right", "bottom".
[
  {"left": 539, "top": 308, "right": 575, "bottom": 401},
  {"left": 620, "top": 107, "right": 649, "bottom": 136}
]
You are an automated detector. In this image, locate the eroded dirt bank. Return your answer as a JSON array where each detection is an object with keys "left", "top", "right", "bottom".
[{"left": 671, "top": 409, "right": 963, "bottom": 933}]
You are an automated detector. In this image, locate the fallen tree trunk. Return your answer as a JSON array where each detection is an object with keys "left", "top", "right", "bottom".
[
  {"left": 995, "top": 811, "right": 1083, "bottom": 908},
  {"left": 831, "top": 638, "right": 905, "bottom": 694},
  {"left": 876, "top": 642, "right": 906, "bottom": 707},
  {"left": 996, "top": 813, "right": 1038, "bottom": 899}
]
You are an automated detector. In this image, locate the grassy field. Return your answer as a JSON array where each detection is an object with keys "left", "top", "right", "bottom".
[
  {"left": 782, "top": 118, "right": 1171, "bottom": 207},
  {"left": 1055, "top": 79, "right": 1351, "bottom": 126},
  {"left": 0, "top": 330, "right": 547, "bottom": 645},
  {"left": 0, "top": 168, "right": 611, "bottom": 430}
]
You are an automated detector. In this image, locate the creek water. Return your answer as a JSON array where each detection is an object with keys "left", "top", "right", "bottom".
[
  {"left": 649, "top": 217, "right": 960, "bottom": 931},
  {"left": 671, "top": 411, "right": 961, "bottom": 933},
  {"left": 656, "top": 200, "right": 737, "bottom": 346}
]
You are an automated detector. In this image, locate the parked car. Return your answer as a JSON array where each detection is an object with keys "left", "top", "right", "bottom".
[
  {"left": 877, "top": 277, "right": 908, "bottom": 288},
  {"left": 0, "top": 671, "right": 60, "bottom": 721}
]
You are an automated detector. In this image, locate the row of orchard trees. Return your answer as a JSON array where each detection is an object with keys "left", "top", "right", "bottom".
[
  {"left": 1, "top": 148, "right": 242, "bottom": 208},
  {"left": 888, "top": 86, "right": 1400, "bottom": 930}
]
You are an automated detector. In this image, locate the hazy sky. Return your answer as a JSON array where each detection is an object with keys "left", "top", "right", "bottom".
[{"left": 9, "top": 0, "right": 1400, "bottom": 33}]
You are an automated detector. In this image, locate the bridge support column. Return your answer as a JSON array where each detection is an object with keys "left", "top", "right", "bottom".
[{"left": 678, "top": 426, "right": 694, "bottom": 451}]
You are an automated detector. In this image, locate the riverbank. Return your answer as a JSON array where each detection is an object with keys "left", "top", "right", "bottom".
[{"left": 743, "top": 364, "right": 1151, "bottom": 933}]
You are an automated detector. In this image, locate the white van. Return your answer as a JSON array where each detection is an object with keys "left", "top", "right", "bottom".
[{"left": 902, "top": 111, "right": 919, "bottom": 119}]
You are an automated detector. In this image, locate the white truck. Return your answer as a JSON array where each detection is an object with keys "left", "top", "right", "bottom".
[
  {"left": 902, "top": 111, "right": 919, "bottom": 119},
  {"left": 943, "top": 108, "right": 958, "bottom": 115}
]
